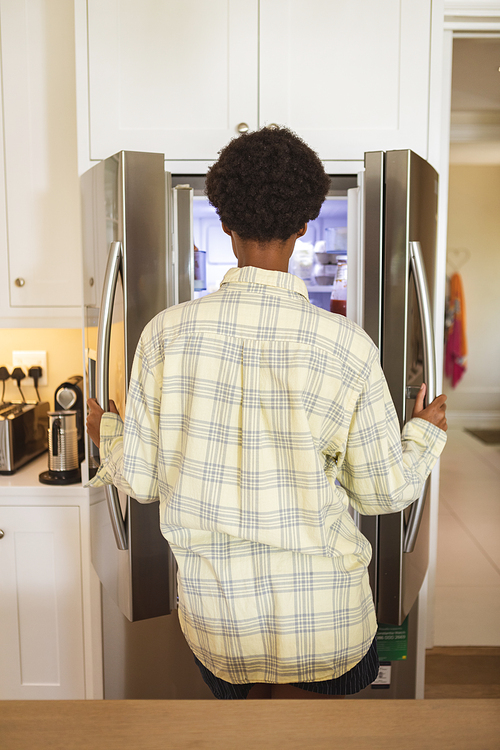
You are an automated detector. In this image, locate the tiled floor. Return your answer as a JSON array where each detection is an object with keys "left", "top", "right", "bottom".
[{"left": 434, "top": 428, "right": 500, "bottom": 646}]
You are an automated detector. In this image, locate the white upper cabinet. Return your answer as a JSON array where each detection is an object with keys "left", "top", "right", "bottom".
[
  {"left": 81, "top": 0, "right": 434, "bottom": 166},
  {"left": 86, "top": 0, "right": 259, "bottom": 161},
  {"left": 0, "top": 0, "right": 82, "bottom": 322},
  {"left": 259, "top": 0, "right": 432, "bottom": 160}
]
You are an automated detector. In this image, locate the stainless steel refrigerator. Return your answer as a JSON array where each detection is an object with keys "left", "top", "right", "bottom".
[
  {"left": 81, "top": 148, "right": 438, "bottom": 699},
  {"left": 81, "top": 151, "right": 213, "bottom": 698},
  {"left": 354, "top": 149, "right": 438, "bottom": 698}
]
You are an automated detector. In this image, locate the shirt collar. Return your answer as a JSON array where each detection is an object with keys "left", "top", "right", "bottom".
[{"left": 220, "top": 266, "right": 309, "bottom": 301}]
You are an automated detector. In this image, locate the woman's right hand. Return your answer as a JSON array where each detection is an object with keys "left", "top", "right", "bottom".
[
  {"left": 412, "top": 383, "right": 447, "bottom": 432},
  {"left": 86, "top": 398, "right": 120, "bottom": 448}
]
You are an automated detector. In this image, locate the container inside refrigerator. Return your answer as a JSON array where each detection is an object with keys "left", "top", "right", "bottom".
[{"left": 172, "top": 175, "right": 357, "bottom": 313}]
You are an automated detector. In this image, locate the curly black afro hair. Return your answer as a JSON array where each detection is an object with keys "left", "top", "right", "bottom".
[{"left": 205, "top": 126, "right": 330, "bottom": 242}]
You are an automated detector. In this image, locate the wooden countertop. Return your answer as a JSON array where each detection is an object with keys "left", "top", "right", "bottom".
[{"left": 1, "top": 699, "right": 499, "bottom": 750}]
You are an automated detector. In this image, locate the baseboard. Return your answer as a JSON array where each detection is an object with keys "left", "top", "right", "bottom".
[{"left": 447, "top": 410, "right": 500, "bottom": 429}]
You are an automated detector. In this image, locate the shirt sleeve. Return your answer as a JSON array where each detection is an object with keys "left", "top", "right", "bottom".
[
  {"left": 85, "top": 412, "right": 136, "bottom": 496},
  {"left": 86, "top": 330, "right": 161, "bottom": 504},
  {"left": 336, "top": 351, "right": 447, "bottom": 515}
]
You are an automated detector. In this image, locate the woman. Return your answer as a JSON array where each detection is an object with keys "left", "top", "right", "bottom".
[{"left": 87, "top": 126, "right": 447, "bottom": 699}]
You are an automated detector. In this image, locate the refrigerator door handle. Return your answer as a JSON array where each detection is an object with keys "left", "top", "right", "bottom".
[
  {"left": 96, "top": 240, "right": 128, "bottom": 552},
  {"left": 404, "top": 240, "right": 436, "bottom": 554}
]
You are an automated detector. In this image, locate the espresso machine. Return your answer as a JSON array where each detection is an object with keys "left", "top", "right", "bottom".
[
  {"left": 54, "top": 376, "right": 85, "bottom": 462},
  {"left": 38, "top": 376, "right": 84, "bottom": 485}
]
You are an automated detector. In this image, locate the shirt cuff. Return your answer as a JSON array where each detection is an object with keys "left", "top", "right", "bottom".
[
  {"left": 403, "top": 417, "right": 447, "bottom": 459},
  {"left": 99, "top": 412, "right": 124, "bottom": 457},
  {"left": 85, "top": 412, "right": 124, "bottom": 488}
]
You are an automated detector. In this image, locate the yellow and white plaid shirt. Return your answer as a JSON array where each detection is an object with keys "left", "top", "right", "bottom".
[{"left": 90, "top": 266, "right": 446, "bottom": 684}]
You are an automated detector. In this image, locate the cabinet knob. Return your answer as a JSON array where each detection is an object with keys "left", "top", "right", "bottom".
[
  {"left": 267, "top": 123, "right": 279, "bottom": 129},
  {"left": 14, "top": 278, "right": 26, "bottom": 287},
  {"left": 0, "top": 529, "right": 4, "bottom": 539},
  {"left": 236, "top": 122, "right": 249, "bottom": 134},
  {"left": 89, "top": 277, "right": 95, "bottom": 287}
]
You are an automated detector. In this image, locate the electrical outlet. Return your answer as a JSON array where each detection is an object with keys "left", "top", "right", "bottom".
[{"left": 12, "top": 351, "right": 48, "bottom": 387}]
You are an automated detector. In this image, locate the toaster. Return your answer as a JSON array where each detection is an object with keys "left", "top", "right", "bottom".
[{"left": 0, "top": 401, "right": 50, "bottom": 474}]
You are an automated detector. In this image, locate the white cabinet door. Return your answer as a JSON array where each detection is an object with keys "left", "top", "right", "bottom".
[
  {"left": 259, "top": 0, "right": 432, "bottom": 161},
  {"left": 87, "top": 0, "right": 259, "bottom": 161},
  {"left": 0, "top": 505, "right": 86, "bottom": 699},
  {"left": 0, "top": 0, "right": 82, "bottom": 316}
]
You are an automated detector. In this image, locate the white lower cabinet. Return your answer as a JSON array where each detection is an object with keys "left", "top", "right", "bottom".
[{"left": 0, "top": 504, "right": 87, "bottom": 699}]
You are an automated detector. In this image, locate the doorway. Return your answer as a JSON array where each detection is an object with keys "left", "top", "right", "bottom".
[{"left": 434, "top": 33, "right": 500, "bottom": 649}]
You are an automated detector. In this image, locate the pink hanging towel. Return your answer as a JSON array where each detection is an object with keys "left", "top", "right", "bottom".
[{"left": 445, "top": 272, "right": 467, "bottom": 388}]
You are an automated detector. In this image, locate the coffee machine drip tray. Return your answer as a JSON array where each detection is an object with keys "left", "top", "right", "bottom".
[{"left": 39, "top": 467, "right": 81, "bottom": 485}]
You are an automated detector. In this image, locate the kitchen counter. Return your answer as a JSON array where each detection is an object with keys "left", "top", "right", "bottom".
[
  {"left": 1, "top": 699, "right": 499, "bottom": 750},
  {"left": 0, "top": 456, "right": 103, "bottom": 700},
  {"left": 0, "top": 454, "right": 89, "bottom": 498}
]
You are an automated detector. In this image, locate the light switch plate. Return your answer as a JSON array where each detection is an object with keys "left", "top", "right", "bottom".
[{"left": 12, "top": 351, "right": 48, "bottom": 386}]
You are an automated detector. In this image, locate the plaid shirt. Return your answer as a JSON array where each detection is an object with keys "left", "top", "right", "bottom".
[{"left": 90, "top": 266, "right": 446, "bottom": 684}]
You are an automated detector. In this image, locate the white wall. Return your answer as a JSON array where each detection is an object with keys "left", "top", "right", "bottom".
[
  {"left": 444, "top": 163, "right": 500, "bottom": 426},
  {"left": 0, "top": 328, "right": 83, "bottom": 407}
]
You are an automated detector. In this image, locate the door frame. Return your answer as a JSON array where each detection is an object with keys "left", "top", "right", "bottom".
[{"left": 423, "top": 3, "right": 500, "bottom": 677}]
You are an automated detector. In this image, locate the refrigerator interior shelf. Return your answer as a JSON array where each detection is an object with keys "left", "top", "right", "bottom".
[{"left": 306, "top": 285, "right": 334, "bottom": 292}]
